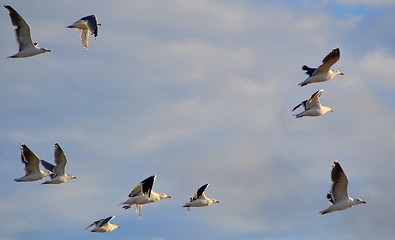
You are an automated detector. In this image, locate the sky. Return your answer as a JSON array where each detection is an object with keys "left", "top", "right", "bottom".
[{"left": 1, "top": 0, "right": 395, "bottom": 239}]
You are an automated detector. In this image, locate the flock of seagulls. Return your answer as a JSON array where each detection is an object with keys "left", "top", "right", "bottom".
[
  {"left": 4, "top": 4, "right": 99, "bottom": 58},
  {"left": 293, "top": 47, "right": 342, "bottom": 118},
  {"left": 14, "top": 143, "right": 76, "bottom": 185},
  {"left": 14, "top": 143, "right": 219, "bottom": 232},
  {"left": 292, "top": 46, "right": 366, "bottom": 214},
  {"left": 6, "top": 3, "right": 367, "bottom": 235}
]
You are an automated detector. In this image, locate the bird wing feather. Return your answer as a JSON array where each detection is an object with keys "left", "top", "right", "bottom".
[
  {"left": 313, "top": 47, "right": 340, "bottom": 75},
  {"left": 330, "top": 161, "right": 349, "bottom": 203}
]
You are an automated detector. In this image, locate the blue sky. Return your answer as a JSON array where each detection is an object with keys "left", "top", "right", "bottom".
[{"left": 1, "top": 0, "right": 395, "bottom": 239}]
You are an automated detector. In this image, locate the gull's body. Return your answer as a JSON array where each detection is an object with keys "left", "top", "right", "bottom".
[
  {"left": 119, "top": 175, "right": 171, "bottom": 218},
  {"left": 4, "top": 5, "right": 50, "bottom": 58},
  {"left": 85, "top": 216, "right": 120, "bottom": 233},
  {"left": 320, "top": 161, "right": 367, "bottom": 215},
  {"left": 292, "top": 89, "right": 333, "bottom": 118},
  {"left": 183, "top": 184, "right": 219, "bottom": 211},
  {"left": 67, "top": 15, "right": 99, "bottom": 50},
  {"left": 299, "top": 47, "right": 343, "bottom": 87},
  {"left": 14, "top": 144, "right": 52, "bottom": 182},
  {"left": 41, "top": 143, "right": 76, "bottom": 184}
]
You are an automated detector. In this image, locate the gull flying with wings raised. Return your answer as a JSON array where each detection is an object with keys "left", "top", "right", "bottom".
[
  {"left": 41, "top": 143, "right": 76, "bottom": 184},
  {"left": 14, "top": 144, "right": 52, "bottom": 182},
  {"left": 85, "top": 216, "right": 120, "bottom": 233},
  {"left": 119, "top": 175, "right": 171, "bottom": 218},
  {"left": 292, "top": 89, "right": 333, "bottom": 118},
  {"left": 320, "top": 161, "right": 367, "bottom": 215},
  {"left": 183, "top": 183, "right": 219, "bottom": 211},
  {"left": 299, "top": 47, "right": 343, "bottom": 87},
  {"left": 4, "top": 5, "right": 51, "bottom": 58}
]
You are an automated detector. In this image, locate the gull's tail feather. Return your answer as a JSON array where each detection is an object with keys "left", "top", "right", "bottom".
[
  {"left": 298, "top": 81, "right": 308, "bottom": 87},
  {"left": 302, "top": 65, "right": 316, "bottom": 76}
]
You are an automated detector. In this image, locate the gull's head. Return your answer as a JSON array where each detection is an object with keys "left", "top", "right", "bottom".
[
  {"left": 67, "top": 174, "right": 77, "bottom": 180},
  {"left": 34, "top": 43, "right": 51, "bottom": 53},
  {"left": 41, "top": 48, "right": 51, "bottom": 53},
  {"left": 212, "top": 199, "right": 220, "bottom": 204},
  {"left": 356, "top": 198, "right": 367, "bottom": 205},
  {"left": 43, "top": 170, "right": 53, "bottom": 177},
  {"left": 323, "top": 106, "right": 334, "bottom": 115},
  {"left": 114, "top": 225, "right": 121, "bottom": 229},
  {"left": 335, "top": 70, "right": 344, "bottom": 76},
  {"left": 160, "top": 193, "right": 172, "bottom": 199}
]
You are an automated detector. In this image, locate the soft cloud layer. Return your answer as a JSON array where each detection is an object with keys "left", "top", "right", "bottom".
[{"left": 1, "top": 0, "right": 395, "bottom": 240}]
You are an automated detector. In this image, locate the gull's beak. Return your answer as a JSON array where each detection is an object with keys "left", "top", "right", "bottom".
[
  {"left": 362, "top": 201, "right": 367, "bottom": 204},
  {"left": 167, "top": 195, "right": 172, "bottom": 199},
  {"left": 340, "top": 72, "right": 344, "bottom": 75}
]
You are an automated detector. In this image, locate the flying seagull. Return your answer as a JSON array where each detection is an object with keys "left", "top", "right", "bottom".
[
  {"left": 84, "top": 216, "right": 120, "bottom": 233},
  {"left": 4, "top": 5, "right": 51, "bottom": 58},
  {"left": 67, "top": 15, "right": 100, "bottom": 50},
  {"left": 299, "top": 47, "right": 343, "bottom": 87},
  {"left": 182, "top": 183, "right": 219, "bottom": 211},
  {"left": 14, "top": 144, "right": 52, "bottom": 182},
  {"left": 320, "top": 161, "right": 367, "bottom": 215},
  {"left": 119, "top": 175, "right": 171, "bottom": 218},
  {"left": 292, "top": 89, "right": 333, "bottom": 118},
  {"left": 41, "top": 143, "right": 76, "bottom": 184}
]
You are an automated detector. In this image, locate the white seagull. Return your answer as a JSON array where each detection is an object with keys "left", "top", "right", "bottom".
[
  {"left": 40, "top": 143, "right": 76, "bottom": 184},
  {"left": 320, "top": 161, "right": 367, "bottom": 215},
  {"left": 4, "top": 5, "right": 51, "bottom": 58},
  {"left": 14, "top": 144, "right": 52, "bottom": 182},
  {"left": 84, "top": 216, "right": 120, "bottom": 233},
  {"left": 292, "top": 89, "right": 333, "bottom": 118},
  {"left": 67, "top": 15, "right": 100, "bottom": 50},
  {"left": 299, "top": 47, "right": 343, "bottom": 87},
  {"left": 183, "top": 183, "right": 219, "bottom": 211},
  {"left": 119, "top": 175, "right": 172, "bottom": 218}
]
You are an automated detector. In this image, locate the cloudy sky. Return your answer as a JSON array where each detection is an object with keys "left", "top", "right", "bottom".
[{"left": 1, "top": 0, "right": 395, "bottom": 239}]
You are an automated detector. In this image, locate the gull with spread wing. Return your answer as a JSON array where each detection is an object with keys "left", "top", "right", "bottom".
[
  {"left": 292, "top": 89, "right": 333, "bottom": 118},
  {"left": 183, "top": 184, "right": 219, "bottom": 211},
  {"left": 14, "top": 144, "right": 52, "bottom": 182},
  {"left": 320, "top": 161, "right": 367, "bottom": 215},
  {"left": 85, "top": 216, "right": 120, "bottom": 233},
  {"left": 41, "top": 143, "right": 76, "bottom": 184},
  {"left": 119, "top": 175, "right": 171, "bottom": 218},
  {"left": 4, "top": 5, "right": 51, "bottom": 58},
  {"left": 299, "top": 47, "right": 343, "bottom": 87}
]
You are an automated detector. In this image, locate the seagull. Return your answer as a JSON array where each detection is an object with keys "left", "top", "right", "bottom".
[
  {"left": 292, "top": 89, "right": 334, "bottom": 118},
  {"left": 67, "top": 15, "right": 100, "bottom": 50},
  {"left": 299, "top": 47, "right": 343, "bottom": 87},
  {"left": 4, "top": 5, "right": 51, "bottom": 58},
  {"left": 40, "top": 143, "right": 76, "bottom": 184},
  {"left": 119, "top": 175, "right": 172, "bottom": 218},
  {"left": 182, "top": 183, "right": 219, "bottom": 211},
  {"left": 320, "top": 161, "right": 367, "bottom": 215},
  {"left": 14, "top": 144, "right": 52, "bottom": 182},
  {"left": 84, "top": 216, "right": 120, "bottom": 233}
]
